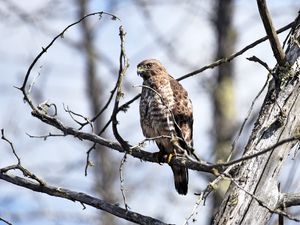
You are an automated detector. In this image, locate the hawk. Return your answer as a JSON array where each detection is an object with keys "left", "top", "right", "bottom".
[{"left": 137, "top": 59, "right": 194, "bottom": 195}]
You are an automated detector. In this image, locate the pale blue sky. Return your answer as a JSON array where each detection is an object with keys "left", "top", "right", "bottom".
[{"left": 0, "top": 1, "right": 299, "bottom": 225}]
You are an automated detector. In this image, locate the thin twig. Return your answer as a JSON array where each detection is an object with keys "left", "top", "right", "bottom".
[
  {"left": 92, "top": 80, "right": 119, "bottom": 123},
  {"left": 26, "top": 132, "right": 65, "bottom": 140},
  {"left": 1, "top": 129, "right": 45, "bottom": 186},
  {"left": 111, "top": 25, "right": 130, "bottom": 151},
  {"left": 119, "top": 153, "right": 129, "bottom": 210},
  {"left": 1, "top": 129, "right": 21, "bottom": 164},
  {"left": 218, "top": 135, "right": 300, "bottom": 168},
  {"left": 111, "top": 20, "right": 295, "bottom": 117},
  {"left": 229, "top": 177, "right": 300, "bottom": 222},
  {"left": 85, "top": 143, "right": 96, "bottom": 176},
  {"left": 19, "top": 11, "right": 121, "bottom": 110},
  {"left": 247, "top": 56, "right": 273, "bottom": 73},
  {"left": 28, "top": 68, "right": 41, "bottom": 94},
  {"left": 0, "top": 217, "right": 12, "bottom": 225},
  {"left": 183, "top": 192, "right": 204, "bottom": 225},
  {"left": 63, "top": 104, "right": 93, "bottom": 130},
  {"left": 98, "top": 118, "right": 112, "bottom": 136},
  {"left": 228, "top": 74, "right": 271, "bottom": 162}
]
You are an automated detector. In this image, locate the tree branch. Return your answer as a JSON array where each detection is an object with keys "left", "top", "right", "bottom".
[
  {"left": 257, "top": 0, "right": 286, "bottom": 66},
  {"left": 19, "top": 11, "right": 121, "bottom": 111},
  {"left": 30, "top": 109, "right": 214, "bottom": 173},
  {"left": 30, "top": 106, "right": 300, "bottom": 176},
  {"left": 0, "top": 217, "right": 12, "bottom": 225},
  {"left": 112, "top": 20, "right": 295, "bottom": 118},
  {"left": 0, "top": 173, "right": 168, "bottom": 225},
  {"left": 278, "top": 192, "right": 300, "bottom": 208},
  {"left": 178, "top": 20, "right": 293, "bottom": 81},
  {"left": 111, "top": 25, "right": 130, "bottom": 151}
]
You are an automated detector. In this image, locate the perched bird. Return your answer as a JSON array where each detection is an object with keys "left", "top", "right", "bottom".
[{"left": 138, "top": 59, "right": 194, "bottom": 195}]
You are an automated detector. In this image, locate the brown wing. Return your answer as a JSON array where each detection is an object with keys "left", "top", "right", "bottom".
[
  {"left": 169, "top": 76, "right": 193, "bottom": 195},
  {"left": 169, "top": 77, "right": 193, "bottom": 152}
]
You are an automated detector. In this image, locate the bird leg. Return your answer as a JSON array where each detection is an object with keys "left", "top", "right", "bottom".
[
  {"left": 153, "top": 134, "right": 183, "bottom": 164},
  {"left": 152, "top": 151, "right": 166, "bottom": 164},
  {"left": 166, "top": 152, "right": 176, "bottom": 164},
  {"left": 152, "top": 150, "right": 177, "bottom": 164}
]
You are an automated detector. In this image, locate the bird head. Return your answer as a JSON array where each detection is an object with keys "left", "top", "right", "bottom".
[{"left": 137, "top": 59, "right": 166, "bottom": 79}]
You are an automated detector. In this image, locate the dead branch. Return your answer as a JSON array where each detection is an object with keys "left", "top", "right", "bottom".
[
  {"left": 178, "top": 20, "right": 294, "bottom": 81},
  {"left": 247, "top": 55, "right": 273, "bottom": 73},
  {"left": 0, "top": 217, "right": 12, "bottom": 225},
  {"left": 28, "top": 104, "right": 300, "bottom": 175},
  {"left": 111, "top": 25, "right": 131, "bottom": 151},
  {"left": 278, "top": 192, "right": 300, "bottom": 208},
  {"left": 84, "top": 143, "right": 96, "bottom": 176},
  {"left": 229, "top": 74, "right": 271, "bottom": 161},
  {"left": 257, "top": 0, "right": 286, "bottom": 66},
  {"left": 0, "top": 173, "right": 168, "bottom": 225},
  {"left": 18, "top": 11, "right": 121, "bottom": 110},
  {"left": 110, "top": 20, "right": 295, "bottom": 124},
  {"left": 30, "top": 110, "right": 214, "bottom": 174},
  {"left": 119, "top": 153, "right": 129, "bottom": 210}
]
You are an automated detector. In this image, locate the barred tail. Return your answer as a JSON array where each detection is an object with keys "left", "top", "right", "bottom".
[{"left": 171, "top": 165, "right": 188, "bottom": 195}]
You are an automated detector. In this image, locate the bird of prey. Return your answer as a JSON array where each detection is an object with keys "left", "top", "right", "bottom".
[{"left": 138, "top": 59, "right": 194, "bottom": 195}]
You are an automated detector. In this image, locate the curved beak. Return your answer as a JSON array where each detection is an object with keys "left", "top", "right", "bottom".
[{"left": 137, "top": 66, "right": 145, "bottom": 76}]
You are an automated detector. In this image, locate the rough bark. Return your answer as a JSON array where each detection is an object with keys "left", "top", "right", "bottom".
[{"left": 213, "top": 16, "right": 300, "bottom": 225}]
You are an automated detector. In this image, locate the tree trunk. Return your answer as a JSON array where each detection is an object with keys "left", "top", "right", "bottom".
[
  {"left": 211, "top": 0, "right": 236, "bottom": 214},
  {"left": 213, "top": 16, "right": 300, "bottom": 225}
]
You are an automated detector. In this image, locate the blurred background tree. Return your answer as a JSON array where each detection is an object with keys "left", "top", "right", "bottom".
[{"left": 0, "top": 0, "right": 298, "bottom": 225}]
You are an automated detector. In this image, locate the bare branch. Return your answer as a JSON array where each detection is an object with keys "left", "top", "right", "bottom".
[
  {"left": 229, "top": 74, "right": 271, "bottom": 161},
  {"left": 26, "top": 132, "right": 65, "bottom": 140},
  {"left": 0, "top": 173, "right": 168, "bottom": 225},
  {"left": 30, "top": 109, "right": 214, "bottom": 173},
  {"left": 111, "top": 25, "right": 131, "bottom": 151},
  {"left": 278, "top": 192, "right": 300, "bottom": 208},
  {"left": 229, "top": 177, "right": 300, "bottom": 222},
  {"left": 19, "top": 11, "right": 121, "bottom": 110},
  {"left": 30, "top": 100, "right": 300, "bottom": 176},
  {"left": 247, "top": 56, "right": 273, "bottom": 73},
  {"left": 257, "top": 0, "right": 286, "bottom": 66},
  {"left": 84, "top": 143, "right": 96, "bottom": 176},
  {"left": 63, "top": 104, "right": 93, "bottom": 130},
  {"left": 0, "top": 217, "right": 12, "bottom": 225},
  {"left": 1, "top": 129, "right": 21, "bottom": 164},
  {"left": 1, "top": 129, "right": 45, "bottom": 186},
  {"left": 91, "top": 77, "right": 119, "bottom": 124},
  {"left": 119, "top": 153, "right": 129, "bottom": 210},
  {"left": 183, "top": 192, "right": 204, "bottom": 225},
  {"left": 112, "top": 20, "right": 295, "bottom": 117},
  {"left": 217, "top": 135, "right": 300, "bottom": 168},
  {"left": 178, "top": 21, "right": 293, "bottom": 81}
]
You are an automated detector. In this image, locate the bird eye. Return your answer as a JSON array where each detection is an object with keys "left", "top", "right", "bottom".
[{"left": 146, "top": 63, "right": 152, "bottom": 68}]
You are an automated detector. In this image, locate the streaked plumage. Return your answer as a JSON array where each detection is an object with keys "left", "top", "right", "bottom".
[{"left": 138, "top": 59, "right": 193, "bottom": 195}]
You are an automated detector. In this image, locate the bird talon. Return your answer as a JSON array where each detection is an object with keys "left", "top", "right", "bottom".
[{"left": 166, "top": 153, "right": 175, "bottom": 164}]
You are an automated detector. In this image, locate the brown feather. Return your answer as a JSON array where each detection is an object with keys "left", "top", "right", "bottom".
[{"left": 138, "top": 59, "right": 194, "bottom": 195}]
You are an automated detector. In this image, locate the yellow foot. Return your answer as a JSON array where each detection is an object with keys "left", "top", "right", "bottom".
[
  {"left": 165, "top": 153, "right": 175, "bottom": 164},
  {"left": 153, "top": 152, "right": 176, "bottom": 164}
]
